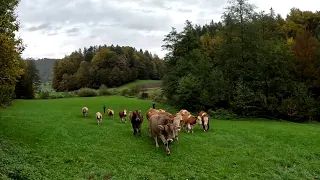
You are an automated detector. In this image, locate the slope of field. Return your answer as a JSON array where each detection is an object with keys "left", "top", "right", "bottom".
[
  {"left": 118, "top": 80, "right": 162, "bottom": 89},
  {"left": 0, "top": 96, "right": 319, "bottom": 179}
]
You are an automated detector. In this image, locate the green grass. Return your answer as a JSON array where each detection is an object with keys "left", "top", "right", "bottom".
[
  {"left": 118, "top": 80, "right": 162, "bottom": 89},
  {"left": 0, "top": 96, "right": 319, "bottom": 179}
]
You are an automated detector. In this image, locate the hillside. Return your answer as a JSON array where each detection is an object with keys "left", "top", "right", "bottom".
[{"left": 33, "top": 58, "right": 57, "bottom": 83}]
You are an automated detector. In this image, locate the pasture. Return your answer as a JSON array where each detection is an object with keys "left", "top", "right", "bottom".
[{"left": 0, "top": 96, "right": 319, "bottom": 179}]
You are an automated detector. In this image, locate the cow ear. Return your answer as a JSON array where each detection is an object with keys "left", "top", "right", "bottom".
[{"left": 158, "top": 125, "right": 164, "bottom": 130}]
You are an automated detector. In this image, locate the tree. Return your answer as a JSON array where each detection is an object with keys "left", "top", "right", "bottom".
[{"left": 0, "top": 0, "right": 25, "bottom": 107}]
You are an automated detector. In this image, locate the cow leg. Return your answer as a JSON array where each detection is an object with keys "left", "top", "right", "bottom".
[
  {"left": 132, "top": 123, "right": 136, "bottom": 135},
  {"left": 154, "top": 136, "right": 159, "bottom": 147},
  {"left": 159, "top": 134, "right": 167, "bottom": 146}
]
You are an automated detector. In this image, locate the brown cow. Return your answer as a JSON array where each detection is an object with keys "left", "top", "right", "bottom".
[
  {"left": 119, "top": 109, "right": 127, "bottom": 123},
  {"left": 96, "top": 112, "right": 103, "bottom": 125},
  {"left": 146, "top": 108, "right": 160, "bottom": 121},
  {"left": 181, "top": 114, "right": 198, "bottom": 133},
  {"left": 149, "top": 114, "right": 178, "bottom": 155},
  {"left": 82, "top": 107, "right": 88, "bottom": 117},
  {"left": 107, "top": 109, "right": 114, "bottom": 119},
  {"left": 130, "top": 110, "right": 143, "bottom": 136},
  {"left": 198, "top": 111, "right": 210, "bottom": 132}
]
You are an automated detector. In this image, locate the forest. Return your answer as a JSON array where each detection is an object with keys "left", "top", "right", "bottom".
[
  {"left": 161, "top": 1, "right": 320, "bottom": 122},
  {"left": 51, "top": 45, "right": 164, "bottom": 91},
  {"left": 1, "top": 0, "right": 320, "bottom": 122}
]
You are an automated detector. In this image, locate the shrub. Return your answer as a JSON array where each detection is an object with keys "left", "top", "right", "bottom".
[
  {"left": 39, "top": 91, "right": 50, "bottom": 99},
  {"left": 108, "top": 88, "right": 121, "bottom": 95},
  {"left": 121, "top": 88, "right": 130, "bottom": 97},
  {"left": 0, "top": 85, "right": 15, "bottom": 108},
  {"left": 148, "top": 88, "right": 165, "bottom": 103},
  {"left": 208, "top": 108, "right": 237, "bottom": 120},
  {"left": 77, "top": 88, "right": 98, "bottom": 97},
  {"left": 98, "top": 84, "right": 111, "bottom": 96}
]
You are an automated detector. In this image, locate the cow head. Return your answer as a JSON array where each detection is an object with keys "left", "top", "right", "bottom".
[
  {"left": 158, "top": 123, "right": 178, "bottom": 144},
  {"left": 133, "top": 110, "right": 142, "bottom": 121},
  {"left": 202, "top": 116, "right": 210, "bottom": 132}
]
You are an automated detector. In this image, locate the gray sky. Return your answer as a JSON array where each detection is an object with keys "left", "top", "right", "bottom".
[{"left": 16, "top": 0, "right": 319, "bottom": 59}]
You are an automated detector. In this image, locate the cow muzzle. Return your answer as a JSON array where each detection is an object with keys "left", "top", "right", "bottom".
[{"left": 167, "top": 139, "right": 173, "bottom": 144}]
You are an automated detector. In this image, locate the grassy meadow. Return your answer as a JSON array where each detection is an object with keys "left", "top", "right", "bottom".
[{"left": 0, "top": 96, "right": 319, "bottom": 179}]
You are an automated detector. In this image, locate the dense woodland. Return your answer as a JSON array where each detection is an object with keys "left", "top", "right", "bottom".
[
  {"left": 1, "top": 0, "right": 320, "bottom": 122},
  {"left": 162, "top": 0, "right": 320, "bottom": 122},
  {"left": 52, "top": 45, "right": 164, "bottom": 91}
]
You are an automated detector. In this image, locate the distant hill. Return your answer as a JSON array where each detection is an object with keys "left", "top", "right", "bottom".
[{"left": 33, "top": 58, "right": 57, "bottom": 83}]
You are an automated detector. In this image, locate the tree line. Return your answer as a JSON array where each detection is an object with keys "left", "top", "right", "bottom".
[
  {"left": 52, "top": 45, "right": 164, "bottom": 91},
  {"left": 162, "top": 0, "right": 320, "bottom": 122},
  {"left": 0, "top": 0, "right": 40, "bottom": 106}
]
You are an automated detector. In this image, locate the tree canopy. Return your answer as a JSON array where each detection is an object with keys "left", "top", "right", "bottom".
[
  {"left": 162, "top": 0, "right": 320, "bottom": 122},
  {"left": 52, "top": 45, "right": 164, "bottom": 91}
]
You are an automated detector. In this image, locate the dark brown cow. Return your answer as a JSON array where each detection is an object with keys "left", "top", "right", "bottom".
[
  {"left": 107, "top": 109, "right": 114, "bottom": 119},
  {"left": 119, "top": 109, "right": 127, "bottom": 123},
  {"left": 198, "top": 111, "right": 210, "bottom": 132},
  {"left": 148, "top": 114, "right": 178, "bottom": 155},
  {"left": 130, "top": 110, "right": 143, "bottom": 136}
]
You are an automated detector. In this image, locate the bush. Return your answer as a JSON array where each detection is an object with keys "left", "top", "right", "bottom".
[
  {"left": 0, "top": 85, "right": 15, "bottom": 108},
  {"left": 98, "top": 84, "right": 111, "bottom": 96},
  {"left": 39, "top": 91, "right": 50, "bottom": 99},
  {"left": 77, "top": 88, "right": 98, "bottom": 97},
  {"left": 148, "top": 88, "right": 165, "bottom": 103},
  {"left": 208, "top": 108, "right": 237, "bottom": 120},
  {"left": 108, "top": 88, "right": 121, "bottom": 95},
  {"left": 121, "top": 88, "right": 130, "bottom": 96}
]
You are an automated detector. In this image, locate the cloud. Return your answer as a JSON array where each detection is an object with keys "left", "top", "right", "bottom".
[{"left": 15, "top": 0, "right": 320, "bottom": 59}]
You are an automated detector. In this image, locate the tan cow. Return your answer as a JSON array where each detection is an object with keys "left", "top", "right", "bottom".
[
  {"left": 146, "top": 108, "right": 160, "bottom": 121},
  {"left": 82, "top": 107, "right": 88, "bottom": 117},
  {"left": 107, "top": 109, "right": 114, "bottom": 119},
  {"left": 179, "top": 109, "right": 190, "bottom": 116},
  {"left": 198, "top": 111, "right": 210, "bottom": 132},
  {"left": 149, "top": 114, "right": 178, "bottom": 156},
  {"left": 96, "top": 112, "right": 103, "bottom": 125}
]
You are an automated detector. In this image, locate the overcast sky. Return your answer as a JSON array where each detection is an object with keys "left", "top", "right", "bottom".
[{"left": 16, "top": 0, "right": 319, "bottom": 59}]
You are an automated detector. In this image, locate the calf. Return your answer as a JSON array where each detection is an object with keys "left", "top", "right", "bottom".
[
  {"left": 107, "top": 109, "right": 114, "bottom": 119},
  {"left": 181, "top": 114, "right": 198, "bottom": 133},
  {"left": 130, "top": 110, "right": 143, "bottom": 136},
  {"left": 149, "top": 114, "right": 178, "bottom": 155},
  {"left": 198, "top": 111, "right": 210, "bottom": 132},
  {"left": 82, "top": 107, "right": 88, "bottom": 117},
  {"left": 96, "top": 112, "right": 103, "bottom": 125},
  {"left": 119, "top": 109, "right": 127, "bottom": 123}
]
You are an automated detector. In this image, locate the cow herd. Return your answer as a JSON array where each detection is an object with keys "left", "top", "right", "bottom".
[{"left": 81, "top": 106, "right": 210, "bottom": 155}]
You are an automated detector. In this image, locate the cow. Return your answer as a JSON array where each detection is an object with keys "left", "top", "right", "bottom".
[
  {"left": 119, "top": 110, "right": 127, "bottom": 123},
  {"left": 130, "top": 110, "right": 143, "bottom": 136},
  {"left": 146, "top": 108, "right": 160, "bottom": 121},
  {"left": 181, "top": 114, "right": 198, "bottom": 133},
  {"left": 179, "top": 109, "right": 191, "bottom": 116},
  {"left": 107, "top": 109, "right": 114, "bottom": 119},
  {"left": 172, "top": 113, "right": 182, "bottom": 140},
  {"left": 198, "top": 111, "right": 210, "bottom": 132},
  {"left": 129, "top": 111, "right": 133, "bottom": 121},
  {"left": 82, "top": 107, "right": 88, "bottom": 117},
  {"left": 148, "top": 114, "right": 178, "bottom": 155},
  {"left": 96, "top": 112, "right": 103, "bottom": 125}
]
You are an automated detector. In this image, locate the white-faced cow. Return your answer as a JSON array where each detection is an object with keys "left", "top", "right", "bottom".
[
  {"left": 82, "top": 107, "right": 88, "bottom": 117},
  {"left": 130, "top": 110, "right": 143, "bottom": 136},
  {"left": 198, "top": 111, "right": 210, "bottom": 132},
  {"left": 149, "top": 114, "right": 179, "bottom": 156},
  {"left": 107, "top": 109, "right": 114, "bottom": 119},
  {"left": 119, "top": 109, "right": 127, "bottom": 123},
  {"left": 96, "top": 112, "right": 103, "bottom": 125}
]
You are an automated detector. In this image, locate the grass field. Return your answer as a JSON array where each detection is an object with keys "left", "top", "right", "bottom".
[{"left": 0, "top": 96, "right": 319, "bottom": 179}]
